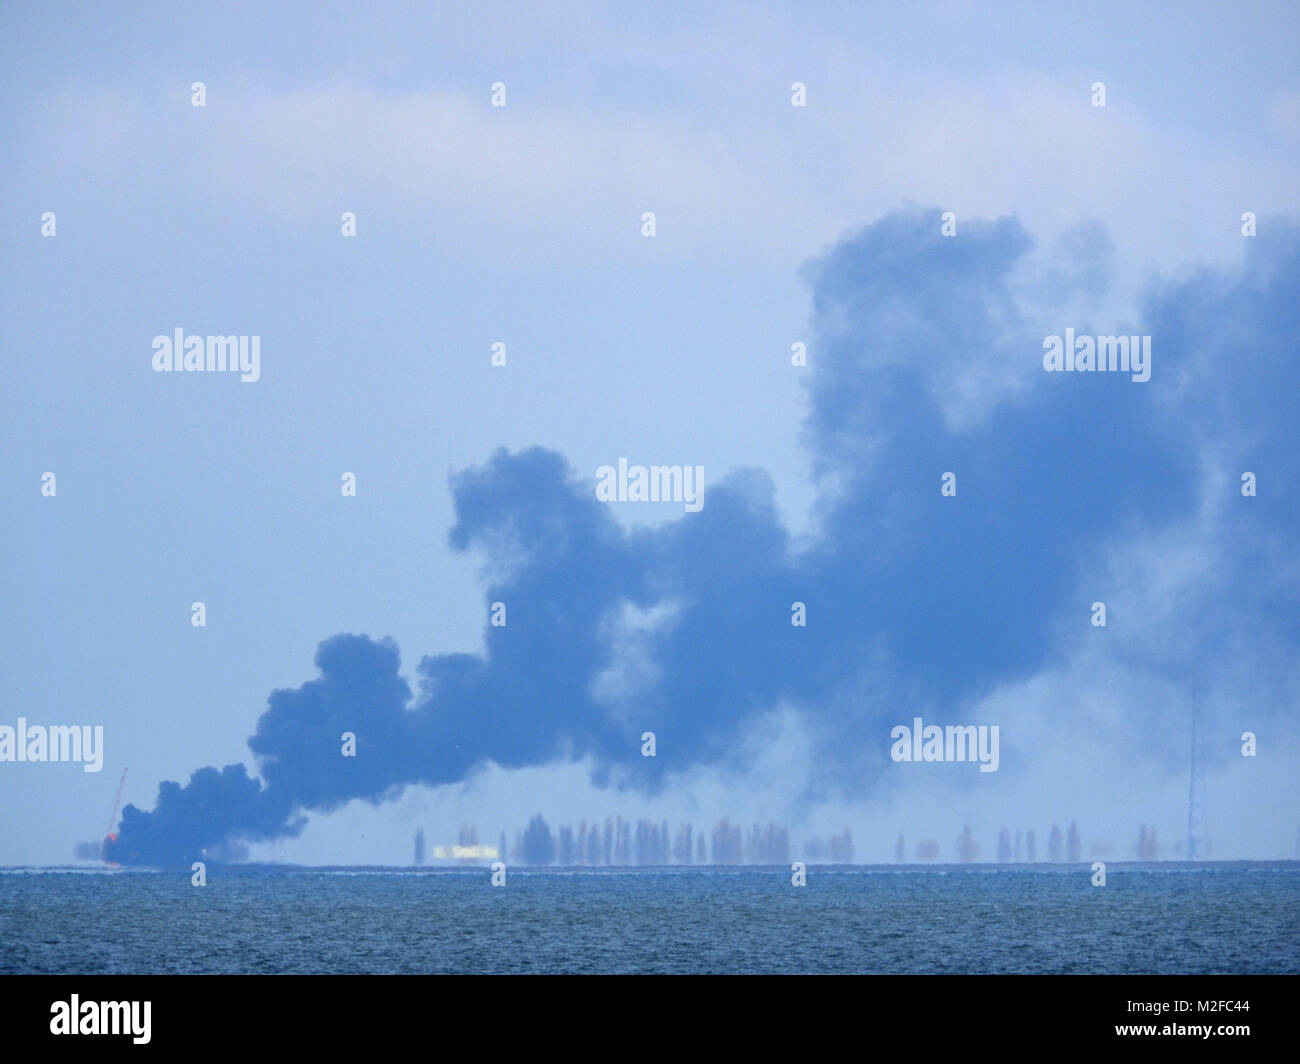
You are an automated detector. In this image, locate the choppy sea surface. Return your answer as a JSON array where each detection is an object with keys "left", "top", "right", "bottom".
[{"left": 1, "top": 863, "right": 1296, "bottom": 974}]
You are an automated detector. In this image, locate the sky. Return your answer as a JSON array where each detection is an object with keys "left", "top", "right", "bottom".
[{"left": 1, "top": 1, "right": 1298, "bottom": 865}]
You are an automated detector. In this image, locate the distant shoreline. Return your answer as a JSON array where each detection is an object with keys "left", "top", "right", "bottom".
[{"left": 6, "top": 859, "right": 1299, "bottom": 874}]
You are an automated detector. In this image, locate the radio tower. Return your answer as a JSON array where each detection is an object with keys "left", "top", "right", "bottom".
[{"left": 1186, "top": 679, "right": 1208, "bottom": 861}]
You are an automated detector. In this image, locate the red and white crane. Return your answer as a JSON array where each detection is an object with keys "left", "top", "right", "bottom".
[{"left": 102, "top": 767, "right": 127, "bottom": 860}]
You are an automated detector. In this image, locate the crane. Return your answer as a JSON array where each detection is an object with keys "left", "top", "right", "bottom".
[{"left": 102, "top": 767, "right": 127, "bottom": 860}]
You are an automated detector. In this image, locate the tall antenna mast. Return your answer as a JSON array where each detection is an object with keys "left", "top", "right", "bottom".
[{"left": 1187, "top": 677, "right": 1207, "bottom": 860}]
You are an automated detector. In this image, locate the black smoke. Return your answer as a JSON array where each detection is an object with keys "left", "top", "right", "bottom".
[{"left": 107, "top": 209, "right": 1300, "bottom": 865}]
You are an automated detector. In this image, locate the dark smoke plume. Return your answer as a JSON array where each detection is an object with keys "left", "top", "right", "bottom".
[{"left": 107, "top": 209, "right": 1300, "bottom": 865}]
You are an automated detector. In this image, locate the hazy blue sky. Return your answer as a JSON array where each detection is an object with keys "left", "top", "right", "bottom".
[{"left": 2, "top": 1, "right": 1298, "bottom": 865}]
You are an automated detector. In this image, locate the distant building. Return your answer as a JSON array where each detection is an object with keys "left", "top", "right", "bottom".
[
  {"left": 1048, "top": 824, "right": 1063, "bottom": 862},
  {"left": 915, "top": 839, "right": 940, "bottom": 861},
  {"left": 956, "top": 825, "right": 978, "bottom": 863},
  {"left": 828, "top": 828, "right": 853, "bottom": 864},
  {"left": 521, "top": 815, "right": 556, "bottom": 866}
]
